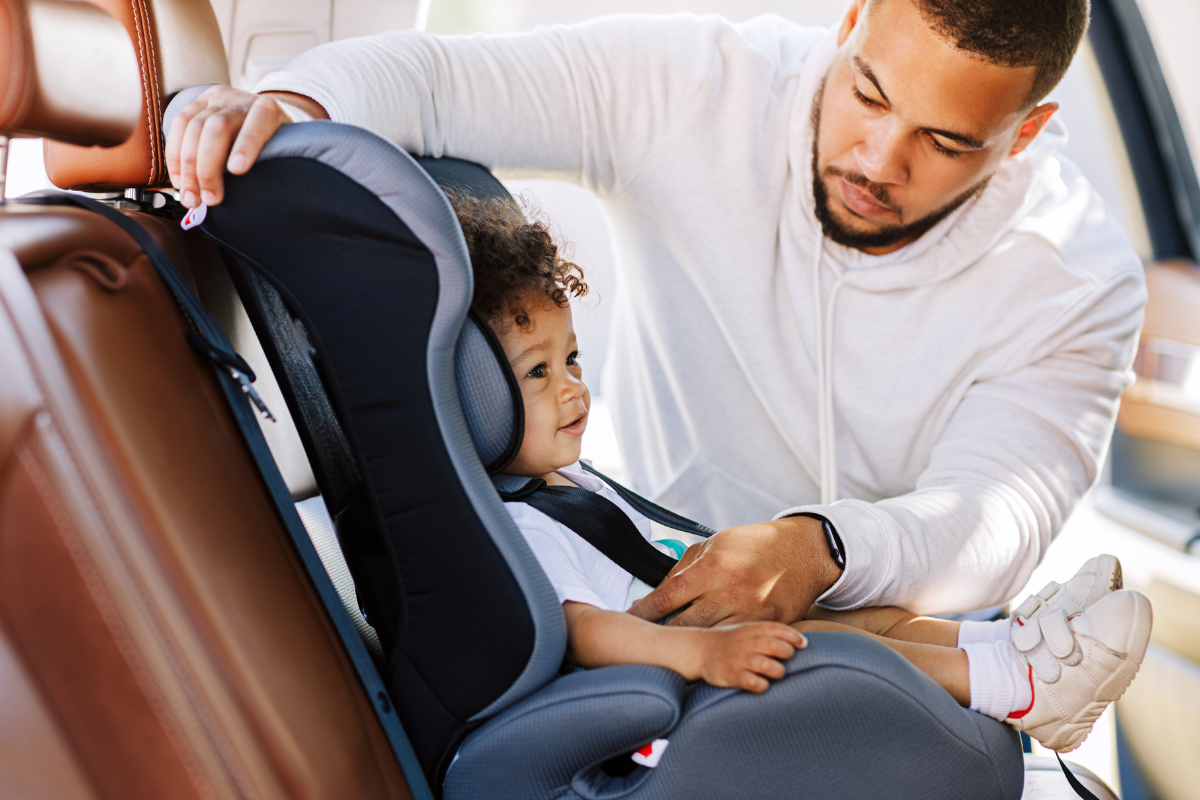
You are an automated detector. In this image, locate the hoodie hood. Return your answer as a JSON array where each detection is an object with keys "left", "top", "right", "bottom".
[{"left": 787, "top": 28, "right": 1072, "bottom": 293}]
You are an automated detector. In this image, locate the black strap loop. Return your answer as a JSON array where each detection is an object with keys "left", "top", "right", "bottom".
[
  {"left": 18, "top": 192, "right": 265, "bottom": 409},
  {"left": 1056, "top": 754, "right": 1103, "bottom": 800}
]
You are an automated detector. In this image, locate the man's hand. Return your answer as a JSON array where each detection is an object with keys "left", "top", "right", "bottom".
[
  {"left": 692, "top": 623, "right": 807, "bottom": 693},
  {"left": 165, "top": 86, "right": 328, "bottom": 208},
  {"left": 628, "top": 516, "right": 843, "bottom": 628}
]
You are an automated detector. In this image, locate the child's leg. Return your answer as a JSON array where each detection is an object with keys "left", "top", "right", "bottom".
[
  {"left": 805, "top": 605, "right": 962, "bottom": 648},
  {"left": 792, "top": 619, "right": 970, "bottom": 705}
]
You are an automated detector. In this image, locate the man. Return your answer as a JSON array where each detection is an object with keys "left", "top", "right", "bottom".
[{"left": 168, "top": 0, "right": 1144, "bottom": 628}]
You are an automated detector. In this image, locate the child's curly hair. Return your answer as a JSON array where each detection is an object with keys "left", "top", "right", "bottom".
[{"left": 449, "top": 192, "right": 588, "bottom": 330}]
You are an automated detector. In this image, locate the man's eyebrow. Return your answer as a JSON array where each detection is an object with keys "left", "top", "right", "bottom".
[
  {"left": 853, "top": 56, "right": 986, "bottom": 150},
  {"left": 853, "top": 57, "right": 890, "bottom": 105},
  {"left": 924, "top": 127, "right": 986, "bottom": 150}
]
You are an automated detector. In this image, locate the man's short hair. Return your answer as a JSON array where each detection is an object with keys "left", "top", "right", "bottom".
[{"left": 913, "top": 0, "right": 1090, "bottom": 106}]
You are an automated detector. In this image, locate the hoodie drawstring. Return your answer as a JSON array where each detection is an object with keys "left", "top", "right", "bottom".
[{"left": 810, "top": 229, "right": 844, "bottom": 506}]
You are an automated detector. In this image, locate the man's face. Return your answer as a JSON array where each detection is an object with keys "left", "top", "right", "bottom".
[{"left": 813, "top": 0, "right": 1048, "bottom": 254}]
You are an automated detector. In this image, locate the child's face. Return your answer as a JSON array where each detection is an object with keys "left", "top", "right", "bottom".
[{"left": 493, "top": 296, "right": 590, "bottom": 477}]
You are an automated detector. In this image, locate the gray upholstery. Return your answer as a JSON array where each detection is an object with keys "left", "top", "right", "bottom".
[
  {"left": 446, "top": 633, "right": 1025, "bottom": 800},
  {"left": 455, "top": 315, "right": 519, "bottom": 471}
]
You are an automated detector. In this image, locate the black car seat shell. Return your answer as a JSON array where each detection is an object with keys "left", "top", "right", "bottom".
[{"left": 166, "top": 86, "right": 1027, "bottom": 797}]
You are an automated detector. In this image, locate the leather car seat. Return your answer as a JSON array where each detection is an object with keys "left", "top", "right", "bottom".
[{"left": 0, "top": 1, "right": 410, "bottom": 798}]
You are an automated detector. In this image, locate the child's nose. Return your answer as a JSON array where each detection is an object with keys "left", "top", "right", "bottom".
[{"left": 560, "top": 372, "right": 586, "bottom": 401}]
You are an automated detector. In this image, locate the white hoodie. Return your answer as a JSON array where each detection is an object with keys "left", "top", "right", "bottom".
[{"left": 258, "top": 14, "right": 1147, "bottom": 614}]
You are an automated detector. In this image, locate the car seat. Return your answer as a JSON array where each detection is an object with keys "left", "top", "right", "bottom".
[{"left": 162, "top": 84, "right": 1029, "bottom": 798}]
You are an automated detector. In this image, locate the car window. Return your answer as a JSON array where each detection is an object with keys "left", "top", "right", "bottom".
[
  {"left": 1052, "top": 39, "right": 1154, "bottom": 260},
  {"left": 1136, "top": 0, "right": 1200, "bottom": 199}
]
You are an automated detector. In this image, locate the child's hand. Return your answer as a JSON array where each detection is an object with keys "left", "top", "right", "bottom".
[{"left": 695, "top": 623, "right": 807, "bottom": 692}]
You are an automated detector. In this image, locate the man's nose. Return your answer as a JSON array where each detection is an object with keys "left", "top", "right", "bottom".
[{"left": 854, "top": 120, "right": 909, "bottom": 185}]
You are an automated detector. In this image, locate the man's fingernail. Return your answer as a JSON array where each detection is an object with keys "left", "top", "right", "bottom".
[
  {"left": 201, "top": 191, "right": 217, "bottom": 206},
  {"left": 228, "top": 154, "right": 247, "bottom": 173},
  {"left": 180, "top": 190, "right": 197, "bottom": 207}
]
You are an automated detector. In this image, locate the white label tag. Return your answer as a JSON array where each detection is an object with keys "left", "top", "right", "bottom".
[
  {"left": 180, "top": 203, "right": 208, "bottom": 230},
  {"left": 631, "top": 739, "right": 669, "bottom": 768}
]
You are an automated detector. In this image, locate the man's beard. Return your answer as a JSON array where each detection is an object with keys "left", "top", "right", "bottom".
[{"left": 809, "top": 78, "right": 990, "bottom": 251}]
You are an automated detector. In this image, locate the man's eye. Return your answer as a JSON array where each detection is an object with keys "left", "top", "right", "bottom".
[
  {"left": 853, "top": 86, "right": 884, "bottom": 110},
  {"left": 566, "top": 351, "right": 581, "bottom": 366},
  {"left": 526, "top": 363, "right": 547, "bottom": 378},
  {"left": 927, "top": 133, "right": 966, "bottom": 158}
]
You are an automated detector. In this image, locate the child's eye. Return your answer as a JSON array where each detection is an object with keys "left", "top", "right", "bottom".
[
  {"left": 566, "top": 351, "right": 580, "bottom": 367},
  {"left": 526, "top": 363, "right": 547, "bottom": 379}
]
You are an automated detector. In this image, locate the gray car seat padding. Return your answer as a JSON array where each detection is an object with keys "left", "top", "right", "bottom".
[{"left": 447, "top": 633, "right": 1023, "bottom": 800}]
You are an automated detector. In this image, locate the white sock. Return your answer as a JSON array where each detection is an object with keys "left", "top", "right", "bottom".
[
  {"left": 963, "top": 640, "right": 1034, "bottom": 720},
  {"left": 957, "top": 618, "right": 1011, "bottom": 647}
]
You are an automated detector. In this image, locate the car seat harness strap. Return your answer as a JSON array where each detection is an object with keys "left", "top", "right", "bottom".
[
  {"left": 498, "top": 477, "right": 678, "bottom": 586},
  {"left": 578, "top": 462, "right": 716, "bottom": 537},
  {"left": 495, "top": 466, "right": 717, "bottom": 587}
]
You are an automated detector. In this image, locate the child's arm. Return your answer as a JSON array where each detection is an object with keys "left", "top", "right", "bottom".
[{"left": 563, "top": 601, "right": 807, "bottom": 693}]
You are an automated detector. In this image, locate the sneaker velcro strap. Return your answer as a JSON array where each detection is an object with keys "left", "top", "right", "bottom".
[
  {"left": 1027, "top": 642, "right": 1063, "bottom": 684},
  {"left": 1041, "top": 611, "right": 1076, "bottom": 659},
  {"left": 1014, "top": 595, "right": 1044, "bottom": 620},
  {"left": 1012, "top": 617, "right": 1043, "bottom": 652},
  {"left": 1037, "top": 581, "right": 1062, "bottom": 602}
]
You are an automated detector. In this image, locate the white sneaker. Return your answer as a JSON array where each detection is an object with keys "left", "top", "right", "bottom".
[
  {"left": 1007, "top": 589, "right": 1152, "bottom": 752},
  {"left": 1012, "top": 554, "right": 1122, "bottom": 624}
]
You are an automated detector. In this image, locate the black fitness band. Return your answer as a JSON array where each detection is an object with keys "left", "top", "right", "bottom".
[{"left": 794, "top": 513, "right": 846, "bottom": 571}]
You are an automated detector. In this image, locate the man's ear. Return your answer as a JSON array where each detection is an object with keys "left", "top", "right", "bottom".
[
  {"left": 837, "top": 0, "right": 868, "bottom": 47},
  {"left": 1009, "top": 102, "right": 1059, "bottom": 156}
]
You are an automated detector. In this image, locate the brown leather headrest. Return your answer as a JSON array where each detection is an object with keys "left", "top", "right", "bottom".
[
  {"left": 0, "top": 0, "right": 141, "bottom": 147},
  {"left": 44, "top": 0, "right": 230, "bottom": 192}
]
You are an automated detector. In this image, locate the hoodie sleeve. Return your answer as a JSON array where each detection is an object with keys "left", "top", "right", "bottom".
[
  {"left": 253, "top": 15, "right": 741, "bottom": 196},
  {"left": 777, "top": 265, "right": 1147, "bottom": 615}
]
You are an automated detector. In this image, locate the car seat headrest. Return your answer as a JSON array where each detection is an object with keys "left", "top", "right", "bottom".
[
  {"left": 43, "top": 0, "right": 229, "bottom": 191},
  {"left": 0, "top": 0, "right": 141, "bottom": 147},
  {"left": 456, "top": 312, "right": 524, "bottom": 474}
]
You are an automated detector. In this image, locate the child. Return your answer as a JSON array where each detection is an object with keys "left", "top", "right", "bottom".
[{"left": 452, "top": 193, "right": 1152, "bottom": 754}]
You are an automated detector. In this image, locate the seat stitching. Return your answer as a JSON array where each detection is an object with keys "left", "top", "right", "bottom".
[
  {"left": 127, "top": 0, "right": 156, "bottom": 185},
  {"left": 139, "top": 0, "right": 163, "bottom": 184}
]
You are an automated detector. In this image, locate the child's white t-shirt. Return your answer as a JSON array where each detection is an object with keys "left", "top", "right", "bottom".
[{"left": 503, "top": 462, "right": 682, "bottom": 612}]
